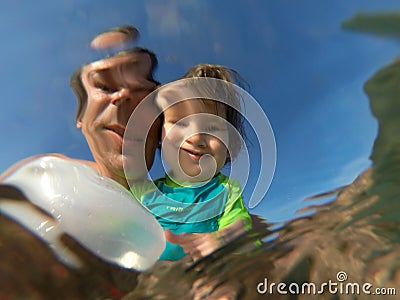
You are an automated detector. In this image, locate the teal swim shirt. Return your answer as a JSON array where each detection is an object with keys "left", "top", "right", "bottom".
[{"left": 131, "top": 173, "right": 251, "bottom": 261}]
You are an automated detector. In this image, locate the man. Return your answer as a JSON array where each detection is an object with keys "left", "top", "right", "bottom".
[{"left": 0, "top": 46, "right": 162, "bottom": 299}]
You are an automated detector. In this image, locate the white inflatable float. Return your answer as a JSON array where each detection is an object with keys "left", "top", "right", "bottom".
[{"left": 0, "top": 155, "right": 165, "bottom": 271}]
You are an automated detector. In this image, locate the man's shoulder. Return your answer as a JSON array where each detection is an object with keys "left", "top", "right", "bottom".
[
  {"left": 48, "top": 153, "right": 92, "bottom": 165},
  {"left": 0, "top": 154, "right": 64, "bottom": 182}
]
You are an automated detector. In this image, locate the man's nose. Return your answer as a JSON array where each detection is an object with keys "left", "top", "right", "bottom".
[{"left": 111, "top": 88, "right": 131, "bottom": 106}]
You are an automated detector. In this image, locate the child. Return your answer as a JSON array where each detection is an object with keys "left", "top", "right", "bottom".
[{"left": 129, "top": 64, "right": 252, "bottom": 261}]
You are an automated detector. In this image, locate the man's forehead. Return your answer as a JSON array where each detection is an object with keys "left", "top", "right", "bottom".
[{"left": 82, "top": 52, "right": 151, "bottom": 76}]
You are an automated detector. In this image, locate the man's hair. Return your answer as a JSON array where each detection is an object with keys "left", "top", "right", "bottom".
[
  {"left": 70, "top": 47, "right": 159, "bottom": 121},
  {"left": 181, "top": 63, "right": 248, "bottom": 162}
]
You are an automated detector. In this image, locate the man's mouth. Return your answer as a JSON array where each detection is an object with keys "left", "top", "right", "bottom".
[{"left": 105, "top": 124, "right": 125, "bottom": 138}]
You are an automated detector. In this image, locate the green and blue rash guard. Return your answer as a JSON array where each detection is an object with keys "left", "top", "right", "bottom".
[{"left": 130, "top": 173, "right": 252, "bottom": 261}]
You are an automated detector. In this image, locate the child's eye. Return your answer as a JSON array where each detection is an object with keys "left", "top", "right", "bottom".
[
  {"left": 205, "top": 125, "right": 223, "bottom": 132},
  {"left": 206, "top": 126, "right": 218, "bottom": 132},
  {"left": 175, "top": 121, "right": 188, "bottom": 127},
  {"left": 170, "top": 120, "right": 188, "bottom": 127}
]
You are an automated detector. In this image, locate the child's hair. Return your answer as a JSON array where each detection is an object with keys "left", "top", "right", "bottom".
[{"left": 181, "top": 63, "right": 247, "bottom": 162}]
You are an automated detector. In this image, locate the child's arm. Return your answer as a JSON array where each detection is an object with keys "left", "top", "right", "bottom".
[{"left": 164, "top": 218, "right": 247, "bottom": 260}]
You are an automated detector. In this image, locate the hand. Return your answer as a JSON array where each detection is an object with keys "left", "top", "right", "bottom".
[{"left": 165, "top": 219, "right": 246, "bottom": 261}]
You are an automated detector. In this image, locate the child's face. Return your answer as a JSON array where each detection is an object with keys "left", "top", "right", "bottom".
[{"left": 161, "top": 99, "right": 229, "bottom": 183}]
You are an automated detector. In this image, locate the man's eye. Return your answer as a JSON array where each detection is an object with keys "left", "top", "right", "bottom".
[{"left": 95, "top": 83, "right": 116, "bottom": 93}]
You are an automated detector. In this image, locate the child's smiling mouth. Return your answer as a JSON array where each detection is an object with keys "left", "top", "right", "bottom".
[{"left": 181, "top": 148, "right": 205, "bottom": 161}]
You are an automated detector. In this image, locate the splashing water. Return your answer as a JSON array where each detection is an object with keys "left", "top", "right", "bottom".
[{"left": 0, "top": 156, "right": 165, "bottom": 271}]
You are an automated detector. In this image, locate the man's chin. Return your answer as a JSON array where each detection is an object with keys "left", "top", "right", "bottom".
[
  {"left": 121, "top": 155, "right": 147, "bottom": 178},
  {"left": 105, "top": 153, "right": 125, "bottom": 174}
]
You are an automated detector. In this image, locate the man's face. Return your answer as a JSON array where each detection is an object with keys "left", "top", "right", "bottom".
[{"left": 78, "top": 52, "right": 159, "bottom": 178}]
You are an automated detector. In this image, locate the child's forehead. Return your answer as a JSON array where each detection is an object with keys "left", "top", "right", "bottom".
[
  {"left": 156, "top": 78, "right": 238, "bottom": 107},
  {"left": 165, "top": 99, "right": 224, "bottom": 114}
]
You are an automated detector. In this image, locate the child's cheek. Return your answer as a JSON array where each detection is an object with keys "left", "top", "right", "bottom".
[{"left": 164, "top": 127, "right": 186, "bottom": 146}]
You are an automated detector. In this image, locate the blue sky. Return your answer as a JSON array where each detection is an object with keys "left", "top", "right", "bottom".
[{"left": 1, "top": 0, "right": 399, "bottom": 222}]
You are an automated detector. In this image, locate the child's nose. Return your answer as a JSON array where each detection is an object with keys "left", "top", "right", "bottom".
[{"left": 185, "top": 133, "right": 207, "bottom": 147}]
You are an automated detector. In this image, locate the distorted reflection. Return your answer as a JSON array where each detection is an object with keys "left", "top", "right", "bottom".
[{"left": 1, "top": 4, "right": 399, "bottom": 300}]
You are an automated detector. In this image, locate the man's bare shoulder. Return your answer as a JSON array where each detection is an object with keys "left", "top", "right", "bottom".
[{"left": 0, "top": 153, "right": 95, "bottom": 182}]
